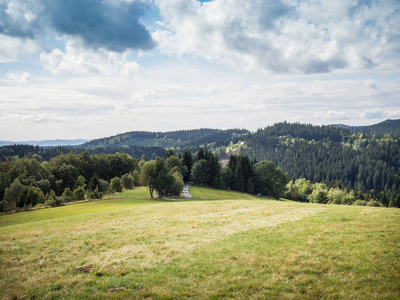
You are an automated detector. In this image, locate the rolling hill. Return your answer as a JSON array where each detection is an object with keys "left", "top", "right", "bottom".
[
  {"left": 81, "top": 128, "right": 250, "bottom": 149},
  {"left": 330, "top": 119, "right": 400, "bottom": 135}
]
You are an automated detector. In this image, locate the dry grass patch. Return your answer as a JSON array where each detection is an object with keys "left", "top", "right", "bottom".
[
  {"left": 0, "top": 195, "right": 317, "bottom": 299},
  {"left": 1, "top": 188, "right": 399, "bottom": 299}
]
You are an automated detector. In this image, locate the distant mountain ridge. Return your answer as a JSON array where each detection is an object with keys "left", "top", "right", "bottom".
[
  {"left": 1, "top": 119, "right": 399, "bottom": 149},
  {"left": 0, "top": 139, "right": 88, "bottom": 147},
  {"left": 81, "top": 128, "right": 250, "bottom": 149},
  {"left": 329, "top": 119, "right": 400, "bottom": 135},
  {"left": 80, "top": 119, "right": 400, "bottom": 150}
]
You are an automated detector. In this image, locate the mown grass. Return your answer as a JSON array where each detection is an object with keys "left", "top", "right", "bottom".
[
  {"left": 189, "top": 185, "right": 261, "bottom": 200},
  {"left": 0, "top": 186, "right": 399, "bottom": 299}
]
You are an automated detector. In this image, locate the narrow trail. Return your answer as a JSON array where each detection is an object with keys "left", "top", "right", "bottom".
[{"left": 183, "top": 184, "right": 193, "bottom": 199}]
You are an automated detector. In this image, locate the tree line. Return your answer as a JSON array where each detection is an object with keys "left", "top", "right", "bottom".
[
  {"left": 241, "top": 122, "right": 400, "bottom": 206},
  {"left": 0, "top": 149, "right": 290, "bottom": 212},
  {"left": 0, "top": 144, "right": 166, "bottom": 162}
]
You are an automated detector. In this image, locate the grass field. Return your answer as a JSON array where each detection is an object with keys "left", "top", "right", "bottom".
[{"left": 1, "top": 186, "right": 399, "bottom": 299}]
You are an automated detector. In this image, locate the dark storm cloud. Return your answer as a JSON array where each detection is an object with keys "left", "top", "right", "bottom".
[
  {"left": 47, "top": 0, "right": 155, "bottom": 52},
  {"left": 0, "top": 2, "right": 36, "bottom": 38},
  {"left": 0, "top": 0, "right": 155, "bottom": 52}
]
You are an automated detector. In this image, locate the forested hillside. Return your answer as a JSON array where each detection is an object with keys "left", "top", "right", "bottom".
[
  {"left": 330, "top": 119, "right": 400, "bottom": 135},
  {"left": 241, "top": 122, "right": 400, "bottom": 200},
  {"left": 81, "top": 128, "right": 249, "bottom": 149},
  {"left": 0, "top": 144, "right": 166, "bottom": 162},
  {"left": 1, "top": 121, "right": 399, "bottom": 209},
  {"left": 0, "top": 147, "right": 292, "bottom": 212}
]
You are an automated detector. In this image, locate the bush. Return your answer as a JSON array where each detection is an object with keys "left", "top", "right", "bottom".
[
  {"left": 44, "top": 190, "right": 64, "bottom": 207},
  {"left": 109, "top": 177, "right": 123, "bottom": 193},
  {"left": 4, "top": 179, "right": 25, "bottom": 209},
  {"left": 0, "top": 199, "right": 14, "bottom": 212},
  {"left": 308, "top": 184, "right": 328, "bottom": 204},
  {"left": 327, "top": 188, "right": 346, "bottom": 205},
  {"left": 353, "top": 200, "right": 368, "bottom": 206},
  {"left": 86, "top": 187, "right": 103, "bottom": 200},
  {"left": 131, "top": 170, "right": 140, "bottom": 186},
  {"left": 61, "top": 188, "right": 74, "bottom": 202},
  {"left": 121, "top": 173, "right": 134, "bottom": 189},
  {"left": 98, "top": 179, "right": 109, "bottom": 193},
  {"left": 45, "top": 198, "right": 64, "bottom": 207},
  {"left": 366, "top": 200, "right": 384, "bottom": 207},
  {"left": 169, "top": 171, "right": 184, "bottom": 196},
  {"left": 73, "top": 186, "right": 86, "bottom": 201}
]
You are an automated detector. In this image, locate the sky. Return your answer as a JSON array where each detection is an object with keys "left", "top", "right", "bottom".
[{"left": 0, "top": 0, "right": 399, "bottom": 141}]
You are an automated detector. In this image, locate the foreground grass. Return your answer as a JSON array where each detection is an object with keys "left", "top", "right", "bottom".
[{"left": 0, "top": 187, "right": 399, "bottom": 299}]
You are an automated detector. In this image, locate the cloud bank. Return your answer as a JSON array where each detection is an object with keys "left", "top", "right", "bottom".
[
  {"left": 0, "top": 0, "right": 155, "bottom": 58},
  {"left": 47, "top": 0, "right": 154, "bottom": 52},
  {"left": 154, "top": 0, "right": 400, "bottom": 73},
  {"left": 40, "top": 40, "right": 142, "bottom": 77}
]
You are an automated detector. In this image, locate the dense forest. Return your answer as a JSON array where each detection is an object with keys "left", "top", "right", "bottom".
[
  {"left": 82, "top": 128, "right": 249, "bottom": 149},
  {"left": 330, "top": 119, "right": 400, "bottom": 135},
  {"left": 0, "top": 149, "right": 290, "bottom": 212},
  {"left": 0, "top": 144, "right": 166, "bottom": 162},
  {"left": 241, "top": 122, "right": 400, "bottom": 202},
  {"left": 1, "top": 121, "right": 399, "bottom": 212}
]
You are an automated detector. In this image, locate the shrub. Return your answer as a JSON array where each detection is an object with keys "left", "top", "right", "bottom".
[
  {"left": 121, "top": 174, "right": 134, "bottom": 189},
  {"left": 353, "top": 200, "right": 368, "bottom": 206},
  {"left": 98, "top": 179, "right": 109, "bottom": 193},
  {"left": 73, "top": 186, "right": 86, "bottom": 201},
  {"left": 169, "top": 171, "right": 184, "bottom": 196},
  {"left": 44, "top": 191, "right": 64, "bottom": 207},
  {"left": 308, "top": 184, "right": 328, "bottom": 204},
  {"left": 109, "top": 177, "right": 123, "bottom": 193},
  {"left": 366, "top": 200, "right": 384, "bottom": 207},
  {"left": 61, "top": 187, "right": 74, "bottom": 202},
  {"left": 4, "top": 179, "right": 25, "bottom": 209},
  {"left": 0, "top": 199, "right": 14, "bottom": 212},
  {"left": 342, "top": 194, "right": 355, "bottom": 205},
  {"left": 86, "top": 187, "right": 103, "bottom": 200},
  {"left": 327, "top": 188, "right": 346, "bottom": 205},
  {"left": 131, "top": 170, "right": 140, "bottom": 186}
]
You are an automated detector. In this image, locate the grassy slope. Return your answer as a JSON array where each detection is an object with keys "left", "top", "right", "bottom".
[{"left": 0, "top": 187, "right": 399, "bottom": 299}]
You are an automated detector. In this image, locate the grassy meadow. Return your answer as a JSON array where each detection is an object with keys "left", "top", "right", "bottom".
[{"left": 1, "top": 186, "right": 400, "bottom": 299}]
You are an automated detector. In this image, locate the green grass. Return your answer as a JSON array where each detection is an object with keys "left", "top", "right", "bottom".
[
  {"left": 0, "top": 187, "right": 399, "bottom": 299},
  {"left": 189, "top": 185, "right": 261, "bottom": 200}
]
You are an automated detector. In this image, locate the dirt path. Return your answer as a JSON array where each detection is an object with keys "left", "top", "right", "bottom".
[{"left": 183, "top": 184, "right": 193, "bottom": 199}]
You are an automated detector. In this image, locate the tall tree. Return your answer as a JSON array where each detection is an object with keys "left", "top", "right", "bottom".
[
  {"left": 182, "top": 150, "right": 193, "bottom": 183},
  {"left": 253, "top": 161, "right": 289, "bottom": 199}
]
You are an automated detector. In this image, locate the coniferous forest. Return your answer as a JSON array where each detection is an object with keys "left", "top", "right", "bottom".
[
  {"left": 1, "top": 121, "right": 399, "bottom": 212},
  {"left": 241, "top": 122, "right": 400, "bottom": 206}
]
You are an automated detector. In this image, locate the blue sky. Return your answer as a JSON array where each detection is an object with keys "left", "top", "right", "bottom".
[{"left": 0, "top": 0, "right": 399, "bottom": 141}]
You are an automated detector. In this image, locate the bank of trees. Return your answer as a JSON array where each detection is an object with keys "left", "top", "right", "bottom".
[
  {"left": 185, "top": 149, "right": 289, "bottom": 199},
  {"left": 0, "top": 152, "right": 139, "bottom": 212},
  {"left": 242, "top": 122, "right": 400, "bottom": 205},
  {"left": 0, "top": 148, "right": 291, "bottom": 212},
  {"left": 0, "top": 144, "right": 166, "bottom": 162},
  {"left": 2, "top": 138, "right": 397, "bottom": 213},
  {"left": 285, "top": 178, "right": 400, "bottom": 208}
]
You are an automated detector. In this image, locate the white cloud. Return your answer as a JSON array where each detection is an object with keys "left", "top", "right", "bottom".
[
  {"left": 131, "top": 89, "right": 159, "bottom": 103},
  {"left": 153, "top": 0, "right": 400, "bottom": 73},
  {"left": 0, "top": 34, "right": 42, "bottom": 62},
  {"left": 1, "top": 113, "right": 72, "bottom": 123},
  {"left": 364, "top": 79, "right": 378, "bottom": 89},
  {"left": 325, "top": 111, "right": 349, "bottom": 121},
  {"left": 5, "top": 72, "right": 31, "bottom": 84},
  {"left": 388, "top": 110, "right": 400, "bottom": 119},
  {"left": 114, "top": 105, "right": 132, "bottom": 115},
  {"left": 40, "top": 40, "right": 142, "bottom": 78},
  {"left": 360, "top": 107, "right": 385, "bottom": 119}
]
